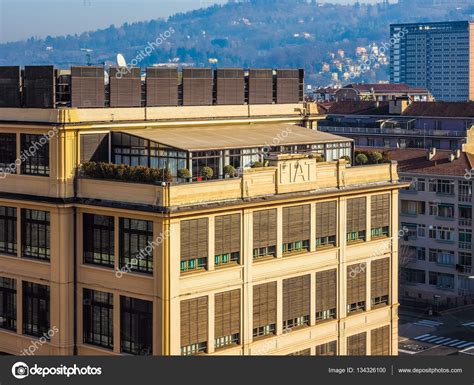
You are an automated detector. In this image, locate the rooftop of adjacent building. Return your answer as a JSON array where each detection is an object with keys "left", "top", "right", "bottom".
[{"left": 339, "top": 83, "right": 430, "bottom": 95}]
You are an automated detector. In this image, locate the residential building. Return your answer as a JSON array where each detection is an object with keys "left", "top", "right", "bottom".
[
  {"left": 390, "top": 21, "right": 474, "bottom": 102},
  {"left": 0, "top": 65, "right": 403, "bottom": 356}
]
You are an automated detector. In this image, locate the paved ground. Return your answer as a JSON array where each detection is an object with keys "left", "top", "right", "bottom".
[{"left": 398, "top": 306, "right": 474, "bottom": 356}]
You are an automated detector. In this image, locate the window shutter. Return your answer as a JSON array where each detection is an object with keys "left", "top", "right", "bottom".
[
  {"left": 347, "top": 263, "right": 367, "bottom": 305},
  {"left": 180, "top": 296, "right": 208, "bottom": 347},
  {"left": 253, "top": 282, "right": 277, "bottom": 330},
  {"left": 215, "top": 289, "right": 241, "bottom": 339},
  {"left": 283, "top": 275, "right": 311, "bottom": 322},
  {"left": 347, "top": 332, "right": 367, "bottom": 356},
  {"left": 347, "top": 197, "right": 366, "bottom": 233},
  {"left": 316, "top": 201, "right": 337, "bottom": 239},
  {"left": 253, "top": 209, "right": 277, "bottom": 249},
  {"left": 215, "top": 214, "right": 241, "bottom": 256},
  {"left": 371, "top": 194, "right": 390, "bottom": 229},
  {"left": 283, "top": 205, "right": 310, "bottom": 244},
  {"left": 316, "top": 269, "right": 337, "bottom": 314},
  {"left": 288, "top": 348, "right": 311, "bottom": 356},
  {"left": 316, "top": 341, "right": 337, "bottom": 356},
  {"left": 371, "top": 258, "right": 390, "bottom": 300},
  {"left": 371, "top": 325, "right": 390, "bottom": 356},
  {"left": 80, "top": 133, "right": 109, "bottom": 163},
  {"left": 180, "top": 218, "right": 208, "bottom": 261}
]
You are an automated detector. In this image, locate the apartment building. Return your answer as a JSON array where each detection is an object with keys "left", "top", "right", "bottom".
[
  {"left": 390, "top": 21, "right": 474, "bottom": 102},
  {"left": 370, "top": 142, "right": 474, "bottom": 309},
  {"left": 0, "top": 65, "right": 403, "bottom": 356}
]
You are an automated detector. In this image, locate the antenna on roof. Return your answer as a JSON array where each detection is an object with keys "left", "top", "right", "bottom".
[{"left": 117, "top": 53, "right": 127, "bottom": 68}]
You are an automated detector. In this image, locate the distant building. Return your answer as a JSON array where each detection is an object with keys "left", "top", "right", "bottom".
[
  {"left": 335, "top": 84, "right": 433, "bottom": 102},
  {"left": 390, "top": 21, "right": 474, "bottom": 102}
]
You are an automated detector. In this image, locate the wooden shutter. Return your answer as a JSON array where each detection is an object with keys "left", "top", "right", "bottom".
[
  {"left": 371, "top": 258, "right": 390, "bottom": 300},
  {"left": 347, "top": 197, "right": 366, "bottom": 233},
  {"left": 316, "top": 269, "right": 337, "bottom": 314},
  {"left": 288, "top": 348, "right": 311, "bottom": 356},
  {"left": 347, "top": 263, "right": 366, "bottom": 305},
  {"left": 109, "top": 67, "right": 142, "bottom": 107},
  {"left": 180, "top": 218, "right": 208, "bottom": 261},
  {"left": 316, "top": 201, "right": 337, "bottom": 239},
  {"left": 371, "top": 325, "right": 390, "bottom": 356},
  {"left": 276, "top": 69, "right": 301, "bottom": 104},
  {"left": 146, "top": 67, "right": 178, "bottom": 106},
  {"left": 371, "top": 194, "right": 390, "bottom": 229},
  {"left": 316, "top": 341, "right": 337, "bottom": 356},
  {"left": 180, "top": 296, "right": 208, "bottom": 347},
  {"left": 80, "top": 133, "right": 109, "bottom": 163},
  {"left": 215, "top": 214, "right": 241, "bottom": 256},
  {"left": 248, "top": 69, "right": 273, "bottom": 104},
  {"left": 283, "top": 275, "right": 311, "bottom": 322},
  {"left": 253, "top": 282, "right": 277, "bottom": 330},
  {"left": 282, "top": 205, "right": 310, "bottom": 244},
  {"left": 71, "top": 66, "right": 105, "bottom": 108},
  {"left": 182, "top": 68, "right": 213, "bottom": 106},
  {"left": 253, "top": 209, "right": 277, "bottom": 249},
  {"left": 347, "top": 332, "right": 367, "bottom": 356},
  {"left": 216, "top": 68, "right": 245, "bottom": 105},
  {"left": 215, "top": 289, "right": 240, "bottom": 339}
]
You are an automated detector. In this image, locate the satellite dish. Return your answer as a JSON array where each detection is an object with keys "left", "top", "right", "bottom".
[{"left": 117, "top": 53, "right": 127, "bottom": 67}]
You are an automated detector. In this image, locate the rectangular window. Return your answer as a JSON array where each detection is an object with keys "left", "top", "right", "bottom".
[
  {"left": 119, "top": 218, "right": 153, "bottom": 274},
  {"left": 253, "top": 282, "right": 277, "bottom": 338},
  {"left": 215, "top": 289, "right": 240, "bottom": 349},
  {"left": 21, "top": 209, "right": 50, "bottom": 260},
  {"left": 283, "top": 275, "right": 310, "bottom": 330},
  {"left": 316, "top": 341, "right": 337, "bottom": 356},
  {"left": 347, "top": 332, "right": 367, "bottom": 356},
  {"left": 316, "top": 201, "right": 337, "bottom": 248},
  {"left": 417, "top": 224, "right": 426, "bottom": 238},
  {"left": 371, "top": 326, "right": 390, "bottom": 356},
  {"left": 288, "top": 348, "right": 311, "bottom": 356},
  {"left": 181, "top": 296, "right": 208, "bottom": 355},
  {"left": 0, "top": 134, "right": 16, "bottom": 171},
  {"left": 0, "top": 277, "right": 16, "bottom": 331},
  {"left": 371, "top": 258, "right": 390, "bottom": 307},
  {"left": 401, "top": 268, "right": 425, "bottom": 284},
  {"left": 315, "top": 269, "right": 337, "bottom": 322},
  {"left": 347, "top": 263, "right": 366, "bottom": 314},
  {"left": 401, "top": 200, "right": 425, "bottom": 215},
  {"left": 253, "top": 209, "right": 277, "bottom": 260},
  {"left": 459, "top": 252, "right": 472, "bottom": 267},
  {"left": 23, "top": 281, "right": 50, "bottom": 338},
  {"left": 83, "top": 214, "right": 114, "bottom": 268},
  {"left": 20, "top": 134, "right": 50, "bottom": 176},
  {"left": 429, "top": 179, "right": 455, "bottom": 195},
  {"left": 180, "top": 218, "right": 208, "bottom": 273},
  {"left": 0, "top": 206, "right": 17, "bottom": 256},
  {"left": 83, "top": 289, "right": 113, "bottom": 350},
  {"left": 215, "top": 214, "right": 240, "bottom": 267},
  {"left": 120, "top": 296, "right": 153, "bottom": 355},
  {"left": 346, "top": 197, "right": 366, "bottom": 243},
  {"left": 282, "top": 205, "right": 310, "bottom": 255},
  {"left": 371, "top": 194, "right": 390, "bottom": 238}
]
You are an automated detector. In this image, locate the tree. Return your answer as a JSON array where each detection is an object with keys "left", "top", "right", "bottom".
[{"left": 356, "top": 153, "right": 368, "bottom": 165}]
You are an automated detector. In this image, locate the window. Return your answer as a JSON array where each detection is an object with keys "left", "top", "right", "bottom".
[
  {"left": 20, "top": 134, "right": 49, "bottom": 176},
  {"left": 0, "top": 277, "right": 16, "bottom": 331},
  {"left": 83, "top": 289, "right": 113, "bottom": 350},
  {"left": 120, "top": 296, "right": 153, "bottom": 355},
  {"left": 253, "top": 282, "right": 277, "bottom": 338},
  {"left": 23, "top": 281, "right": 50, "bottom": 338},
  {"left": 401, "top": 200, "right": 425, "bottom": 215},
  {"left": 429, "top": 203, "right": 454, "bottom": 218},
  {"left": 429, "top": 249, "right": 455, "bottom": 266},
  {"left": 401, "top": 223, "right": 417, "bottom": 239},
  {"left": 371, "top": 258, "right": 390, "bottom": 307},
  {"left": 429, "top": 226, "right": 454, "bottom": 242},
  {"left": 401, "top": 268, "right": 425, "bottom": 284},
  {"left": 180, "top": 218, "right": 208, "bottom": 273},
  {"left": 119, "top": 218, "right": 153, "bottom": 274},
  {"left": 215, "top": 290, "right": 240, "bottom": 349},
  {"left": 181, "top": 296, "right": 208, "bottom": 355},
  {"left": 282, "top": 205, "right": 310, "bottom": 255},
  {"left": 347, "top": 332, "right": 366, "bottom": 356},
  {"left": 371, "top": 326, "right": 390, "bottom": 356},
  {"left": 315, "top": 269, "right": 337, "bottom": 322},
  {"left": 0, "top": 206, "right": 17, "bottom": 255},
  {"left": 83, "top": 214, "right": 114, "bottom": 267},
  {"left": 429, "top": 179, "right": 455, "bottom": 195},
  {"left": 0, "top": 134, "right": 16, "bottom": 172},
  {"left": 459, "top": 229, "right": 472, "bottom": 249},
  {"left": 316, "top": 201, "right": 337, "bottom": 248},
  {"left": 417, "top": 247, "right": 426, "bottom": 260},
  {"left": 347, "top": 263, "right": 366, "bottom": 314},
  {"left": 459, "top": 252, "right": 472, "bottom": 267},
  {"left": 315, "top": 341, "right": 337, "bottom": 356},
  {"left": 253, "top": 209, "right": 277, "bottom": 260},
  {"left": 417, "top": 224, "right": 426, "bottom": 238},
  {"left": 215, "top": 214, "right": 240, "bottom": 267},
  {"left": 283, "top": 275, "right": 310, "bottom": 330},
  {"left": 458, "top": 180, "right": 472, "bottom": 202},
  {"left": 288, "top": 348, "right": 311, "bottom": 356},
  {"left": 429, "top": 272, "right": 455, "bottom": 290},
  {"left": 347, "top": 197, "right": 366, "bottom": 243},
  {"left": 21, "top": 209, "right": 50, "bottom": 260},
  {"left": 371, "top": 194, "right": 390, "bottom": 238}
]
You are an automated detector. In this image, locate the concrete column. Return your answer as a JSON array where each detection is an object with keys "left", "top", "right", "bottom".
[
  {"left": 208, "top": 294, "right": 215, "bottom": 354},
  {"left": 242, "top": 209, "right": 253, "bottom": 346},
  {"left": 338, "top": 197, "right": 347, "bottom": 320},
  {"left": 276, "top": 279, "right": 283, "bottom": 335},
  {"left": 310, "top": 273, "right": 316, "bottom": 326},
  {"left": 168, "top": 220, "right": 181, "bottom": 355}
]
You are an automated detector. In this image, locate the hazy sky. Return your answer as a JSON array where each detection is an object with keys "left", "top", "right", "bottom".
[{"left": 0, "top": 0, "right": 387, "bottom": 43}]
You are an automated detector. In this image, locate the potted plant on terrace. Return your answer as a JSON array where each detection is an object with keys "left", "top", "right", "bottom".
[{"left": 200, "top": 166, "right": 214, "bottom": 180}]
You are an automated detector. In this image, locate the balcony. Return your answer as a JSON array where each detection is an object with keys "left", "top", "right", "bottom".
[{"left": 317, "top": 125, "right": 466, "bottom": 138}]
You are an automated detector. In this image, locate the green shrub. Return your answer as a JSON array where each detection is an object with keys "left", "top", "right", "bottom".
[
  {"left": 81, "top": 162, "right": 168, "bottom": 184},
  {"left": 340, "top": 155, "right": 351, "bottom": 163},
  {"left": 252, "top": 161, "right": 263, "bottom": 168},
  {"left": 314, "top": 154, "right": 325, "bottom": 163},
  {"left": 200, "top": 166, "right": 214, "bottom": 179},
  {"left": 177, "top": 168, "right": 191, "bottom": 179},
  {"left": 355, "top": 153, "right": 368, "bottom": 165},
  {"left": 370, "top": 151, "right": 383, "bottom": 164},
  {"left": 223, "top": 165, "right": 236, "bottom": 177}
]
